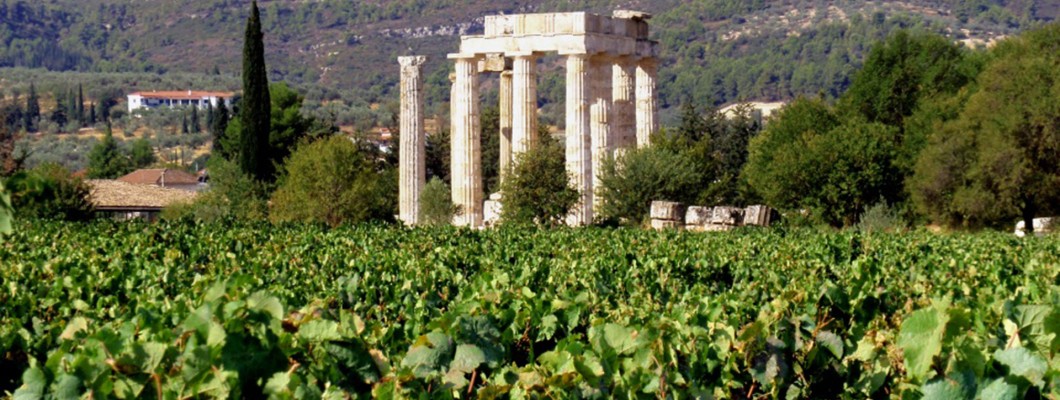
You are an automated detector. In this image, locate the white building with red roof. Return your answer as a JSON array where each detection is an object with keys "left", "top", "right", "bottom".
[{"left": 127, "top": 90, "right": 235, "bottom": 113}]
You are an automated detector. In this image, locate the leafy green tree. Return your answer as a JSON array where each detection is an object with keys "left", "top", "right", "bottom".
[
  {"left": 744, "top": 97, "right": 840, "bottom": 212},
  {"left": 839, "top": 30, "right": 977, "bottom": 130},
  {"left": 238, "top": 0, "right": 272, "bottom": 182},
  {"left": 169, "top": 157, "right": 268, "bottom": 222},
  {"left": 500, "top": 135, "right": 578, "bottom": 226},
  {"left": 86, "top": 129, "right": 131, "bottom": 179},
  {"left": 129, "top": 138, "right": 156, "bottom": 168},
  {"left": 910, "top": 25, "right": 1060, "bottom": 231},
  {"left": 267, "top": 82, "right": 312, "bottom": 170},
  {"left": 804, "top": 121, "right": 902, "bottom": 226},
  {"left": 426, "top": 128, "right": 450, "bottom": 184},
  {"left": 419, "top": 177, "right": 456, "bottom": 226},
  {"left": 703, "top": 103, "right": 762, "bottom": 205},
  {"left": 3, "top": 163, "right": 93, "bottom": 221},
  {"left": 596, "top": 146, "right": 704, "bottom": 225},
  {"left": 270, "top": 135, "right": 393, "bottom": 226}
]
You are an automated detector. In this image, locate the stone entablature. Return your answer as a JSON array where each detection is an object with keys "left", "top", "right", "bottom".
[{"left": 465, "top": 12, "right": 657, "bottom": 57}]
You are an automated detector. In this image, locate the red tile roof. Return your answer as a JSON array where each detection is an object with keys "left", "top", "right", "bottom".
[
  {"left": 130, "top": 91, "right": 235, "bottom": 100},
  {"left": 118, "top": 169, "right": 201, "bottom": 186}
]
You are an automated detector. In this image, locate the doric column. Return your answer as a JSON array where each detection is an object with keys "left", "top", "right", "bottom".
[
  {"left": 565, "top": 54, "right": 593, "bottom": 225},
  {"left": 612, "top": 56, "right": 637, "bottom": 149},
  {"left": 398, "top": 55, "right": 427, "bottom": 226},
  {"left": 511, "top": 53, "right": 538, "bottom": 157},
  {"left": 499, "top": 70, "right": 513, "bottom": 184},
  {"left": 590, "top": 54, "right": 613, "bottom": 212},
  {"left": 449, "top": 54, "right": 483, "bottom": 227},
  {"left": 635, "top": 58, "right": 659, "bottom": 147}
]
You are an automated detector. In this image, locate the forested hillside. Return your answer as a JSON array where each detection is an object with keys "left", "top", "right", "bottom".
[{"left": 0, "top": 0, "right": 1056, "bottom": 125}]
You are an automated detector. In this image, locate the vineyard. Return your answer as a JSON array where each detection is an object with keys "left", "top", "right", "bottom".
[{"left": 1, "top": 221, "right": 1058, "bottom": 398}]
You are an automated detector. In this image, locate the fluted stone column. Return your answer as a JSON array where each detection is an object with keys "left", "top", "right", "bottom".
[
  {"left": 590, "top": 54, "right": 613, "bottom": 211},
  {"left": 635, "top": 58, "right": 659, "bottom": 147},
  {"left": 449, "top": 55, "right": 483, "bottom": 227},
  {"left": 612, "top": 56, "right": 637, "bottom": 149},
  {"left": 499, "top": 70, "right": 513, "bottom": 184},
  {"left": 565, "top": 54, "right": 593, "bottom": 225},
  {"left": 511, "top": 53, "right": 538, "bottom": 156},
  {"left": 398, "top": 56, "right": 426, "bottom": 225}
]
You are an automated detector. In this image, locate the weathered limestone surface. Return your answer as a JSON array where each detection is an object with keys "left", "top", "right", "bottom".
[
  {"left": 398, "top": 56, "right": 426, "bottom": 226},
  {"left": 744, "top": 205, "right": 773, "bottom": 227},
  {"left": 511, "top": 54, "right": 539, "bottom": 156},
  {"left": 650, "top": 201, "right": 684, "bottom": 231},
  {"left": 483, "top": 193, "right": 504, "bottom": 228},
  {"left": 636, "top": 59, "right": 658, "bottom": 147},
  {"left": 612, "top": 56, "right": 637, "bottom": 149},
  {"left": 590, "top": 54, "right": 613, "bottom": 210},
  {"left": 566, "top": 54, "right": 594, "bottom": 225},
  {"left": 651, "top": 219, "right": 682, "bottom": 230},
  {"left": 499, "top": 71, "right": 513, "bottom": 183},
  {"left": 450, "top": 56, "right": 483, "bottom": 227},
  {"left": 711, "top": 206, "right": 743, "bottom": 226},
  {"left": 650, "top": 201, "right": 685, "bottom": 221},
  {"left": 685, "top": 206, "right": 713, "bottom": 226}
]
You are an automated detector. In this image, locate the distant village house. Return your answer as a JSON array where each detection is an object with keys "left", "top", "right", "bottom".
[
  {"left": 87, "top": 180, "right": 198, "bottom": 222},
  {"left": 127, "top": 90, "right": 234, "bottom": 113}
]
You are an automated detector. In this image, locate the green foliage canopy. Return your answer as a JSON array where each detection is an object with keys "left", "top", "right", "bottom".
[
  {"left": 500, "top": 135, "right": 578, "bottom": 226},
  {"left": 270, "top": 135, "right": 393, "bottom": 226}
]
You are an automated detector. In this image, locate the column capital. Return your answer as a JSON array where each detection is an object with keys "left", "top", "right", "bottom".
[{"left": 398, "top": 55, "right": 427, "bottom": 67}]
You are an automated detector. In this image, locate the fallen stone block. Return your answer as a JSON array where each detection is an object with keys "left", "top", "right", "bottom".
[
  {"left": 651, "top": 219, "right": 682, "bottom": 230},
  {"left": 711, "top": 206, "right": 743, "bottom": 226},
  {"left": 744, "top": 205, "right": 773, "bottom": 227},
  {"left": 651, "top": 201, "right": 685, "bottom": 221},
  {"left": 685, "top": 206, "right": 713, "bottom": 225}
]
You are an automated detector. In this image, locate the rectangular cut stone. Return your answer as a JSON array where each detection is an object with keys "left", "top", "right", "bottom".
[
  {"left": 479, "top": 54, "right": 508, "bottom": 72},
  {"left": 650, "top": 201, "right": 684, "bottom": 221},
  {"left": 651, "top": 219, "right": 682, "bottom": 231},
  {"left": 483, "top": 198, "right": 502, "bottom": 228},
  {"left": 711, "top": 206, "right": 743, "bottom": 226},
  {"left": 685, "top": 206, "right": 713, "bottom": 225},
  {"left": 685, "top": 223, "right": 732, "bottom": 233},
  {"left": 744, "top": 205, "right": 773, "bottom": 227}
]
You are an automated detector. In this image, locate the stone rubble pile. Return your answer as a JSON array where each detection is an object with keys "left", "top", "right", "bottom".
[{"left": 651, "top": 201, "right": 774, "bottom": 231}]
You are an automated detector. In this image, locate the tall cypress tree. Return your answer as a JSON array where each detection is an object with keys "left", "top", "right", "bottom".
[
  {"left": 205, "top": 102, "right": 215, "bottom": 134},
  {"left": 77, "top": 84, "right": 85, "bottom": 126},
  {"left": 25, "top": 83, "right": 39, "bottom": 132},
  {"left": 238, "top": 0, "right": 272, "bottom": 181},
  {"left": 212, "top": 102, "right": 231, "bottom": 158},
  {"left": 190, "top": 104, "right": 200, "bottom": 132}
]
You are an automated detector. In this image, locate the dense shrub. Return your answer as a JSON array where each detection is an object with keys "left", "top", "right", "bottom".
[{"left": 3, "top": 163, "right": 93, "bottom": 221}]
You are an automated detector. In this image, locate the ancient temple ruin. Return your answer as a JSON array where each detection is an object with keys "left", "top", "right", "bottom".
[{"left": 399, "top": 11, "right": 659, "bottom": 227}]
